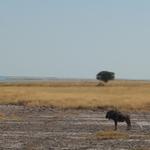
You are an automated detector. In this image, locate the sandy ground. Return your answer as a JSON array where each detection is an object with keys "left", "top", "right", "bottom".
[{"left": 0, "top": 105, "right": 150, "bottom": 150}]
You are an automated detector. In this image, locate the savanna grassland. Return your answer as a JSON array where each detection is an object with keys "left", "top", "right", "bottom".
[
  {"left": 0, "top": 80, "right": 150, "bottom": 149},
  {"left": 0, "top": 80, "right": 150, "bottom": 111}
]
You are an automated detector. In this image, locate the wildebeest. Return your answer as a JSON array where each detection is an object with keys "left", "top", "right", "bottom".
[{"left": 106, "top": 110, "right": 131, "bottom": 130}]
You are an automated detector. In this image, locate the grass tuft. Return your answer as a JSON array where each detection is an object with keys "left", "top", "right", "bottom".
[
  {"left": 96, "top": 131, "right": 129, "bottom": 140},
  {"left": 0, "top": 113, "right": 5, "bottom": 120}
]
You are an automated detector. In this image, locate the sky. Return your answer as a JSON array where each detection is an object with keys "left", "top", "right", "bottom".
[{"left": 0, "top": 0, "right": 150, "bottom": 79}]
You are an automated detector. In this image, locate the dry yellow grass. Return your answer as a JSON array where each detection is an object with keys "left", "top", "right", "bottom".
[
  {"left": 0, "top": 80, "right": 150, "bottom": 111},
  {"left": 0, "top": 113, "right": 21, "bottom": 121},
  {"left": 95, "top": 131, "right": 129, "bottom": 140},
  {"left": 0, "top": 113, "right": 5, "bottom": 120}
]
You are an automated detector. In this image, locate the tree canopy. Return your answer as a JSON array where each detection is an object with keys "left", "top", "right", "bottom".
[{"left": 96, "top": 71, "right": 115, "bottom": 83}]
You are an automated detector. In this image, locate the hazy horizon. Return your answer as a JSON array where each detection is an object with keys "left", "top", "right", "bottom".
[
  {"left": 1, "top": 75, "right": 150, "bottom": 81},
  {"left": 1, "top": 1, "right": 150, "bottom": 79}
]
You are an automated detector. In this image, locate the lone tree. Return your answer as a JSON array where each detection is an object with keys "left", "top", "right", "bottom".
[{"left": 96, "top": 71, "right": 115, "bottom": 84}]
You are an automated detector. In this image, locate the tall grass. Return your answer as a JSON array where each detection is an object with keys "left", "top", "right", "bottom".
[{"left": 0, "top": 80, "right": 150, "bottom": 111}]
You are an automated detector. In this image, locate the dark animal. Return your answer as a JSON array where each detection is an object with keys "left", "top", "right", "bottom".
[{"left": 106, "top": 110, "right": 131, "bottom": 130}]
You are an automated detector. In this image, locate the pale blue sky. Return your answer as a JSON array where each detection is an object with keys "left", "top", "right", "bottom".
[{"left": 0, "top": 0, "right": 150, "bottom": 79}]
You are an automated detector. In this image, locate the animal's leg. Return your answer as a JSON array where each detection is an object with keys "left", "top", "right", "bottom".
[
  {"left": 125, "top": 117, "right": 131, "bottom": 130},
  {"left": 114, "top": 120, "right": 117, "bottom": 130}
]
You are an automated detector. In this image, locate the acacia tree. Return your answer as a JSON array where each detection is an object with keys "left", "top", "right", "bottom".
[{"left": 96, "top": 71, "right": 115, "bottom": 84}]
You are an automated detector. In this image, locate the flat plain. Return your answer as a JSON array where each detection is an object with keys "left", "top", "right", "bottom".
[
  {"left": 0, "top": 80, "right": 150, "bottom": 149},
  {"left": 0, "top": 80, "right": 150, "bottom": 110}
]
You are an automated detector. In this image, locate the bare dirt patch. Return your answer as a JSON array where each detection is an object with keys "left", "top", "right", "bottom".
[{"left": 0, "top": 105, "right": 150, "bottom": 149}]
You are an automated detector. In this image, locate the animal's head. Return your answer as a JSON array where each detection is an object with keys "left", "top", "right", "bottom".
[{"left": 106, "top": 110, "right": 116, "bottom": 119}]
